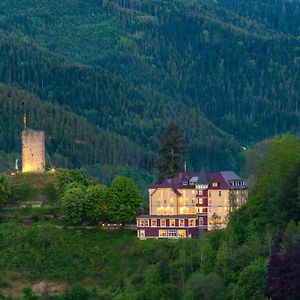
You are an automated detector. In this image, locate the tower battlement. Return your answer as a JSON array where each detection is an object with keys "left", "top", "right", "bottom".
[{"left": 22, "top": 130, "right": 45, "bottom": 173}]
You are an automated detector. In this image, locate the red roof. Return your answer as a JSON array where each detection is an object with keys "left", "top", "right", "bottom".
[{"left": 149, "top": 171, "right": 247, "bottom": 191}]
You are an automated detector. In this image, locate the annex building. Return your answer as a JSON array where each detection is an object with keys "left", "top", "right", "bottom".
[{"left": 137, "top": 171, "right": 247, "bottom": 239}]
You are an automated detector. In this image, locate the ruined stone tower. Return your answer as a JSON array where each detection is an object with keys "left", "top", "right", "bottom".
[{"left": 22, "top": 130, "right": 45, "bottom": 173}]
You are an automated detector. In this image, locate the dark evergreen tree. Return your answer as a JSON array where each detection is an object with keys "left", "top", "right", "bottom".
[
  {"left": 266, "top": 239, "right": 300, "bottom": 300},
  {"left": 155, "top": 122, "right": 188, "bottom": 183}
]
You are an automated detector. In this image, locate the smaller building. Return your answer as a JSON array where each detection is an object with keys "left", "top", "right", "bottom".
[
  {"left": 137, "top": 170, "right": 247, "bottom": 239},
  {"left": 137, "top": 215, "right": 201, "bottom": 239},
  {"left": 22, "top": 130, "right": 45, "bottom": 173}
]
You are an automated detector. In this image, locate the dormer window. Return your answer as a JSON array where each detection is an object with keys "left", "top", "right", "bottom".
[{"left": 212, "top": 182, "right": 219, "bottom": 187}]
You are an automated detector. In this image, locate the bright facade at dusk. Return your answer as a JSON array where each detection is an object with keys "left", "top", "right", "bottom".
[{"left": 137, "top": 171, "right": 247, "bottom": 239}]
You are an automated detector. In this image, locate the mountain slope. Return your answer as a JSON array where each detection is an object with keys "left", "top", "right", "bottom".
[
  {"left": 0, "top": 30, "right": 242, "bottom": 171},
  {"left": 1, "top": 0, "right": 299, "bottom": 145},
  {"left": 0, "top": 83, "right": 153, "bottom": 171}
]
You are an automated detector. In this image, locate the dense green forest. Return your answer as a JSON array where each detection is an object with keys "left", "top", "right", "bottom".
[
  {"left": 0, "top": 0, "right": 299, "bottom": 146},
  {"left": 0, "top": 27, "right": 242, "bottom": 175}
]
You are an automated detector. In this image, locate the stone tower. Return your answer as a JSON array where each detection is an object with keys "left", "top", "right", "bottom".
[{"left": 22, "top": 130, "right": 45, "bottom": 173}]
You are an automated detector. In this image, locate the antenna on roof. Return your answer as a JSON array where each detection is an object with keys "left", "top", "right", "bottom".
[{"left": 23, "top": 113, "right": 27, "bottom": 131}]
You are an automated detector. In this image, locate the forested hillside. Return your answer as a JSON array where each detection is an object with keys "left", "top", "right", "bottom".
[
  {"left": 0, "top": 29, "right": 242, "bottom": 173},
  {"left": 1, "top": 0, "right": 299, "bottom": 145},
  {"left": 219, "top": 0, "right": 300, "bottom": 35}
]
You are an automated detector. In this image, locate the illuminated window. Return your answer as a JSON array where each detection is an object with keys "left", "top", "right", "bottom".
[
  {"left": 139, "top": 230, "right": 145, "bottom": 238},
  {"left": 157, "top": 198, "right": 161, "bottom": 204},
  {"left": 198, "top": 207, "right": 204, "bottom": 213},
  {"left": 157, "top": 207, "right": 162, "bottom": 214},
  {"left": 179, "top": 197, "right": 183, "bottom": 203},
  {"left": 188, "top": 219, "right": 195, "bottom": 227},
  {"left": 199, "top": 198, "right": 203, "bottom": 204},
  {"left": 168, "top": 230, "right": 177, "bottom": 237},
  {"left": 185, "top": 197, "right": 189, "bottom": 204},
  {"left": 151, "top": 219, "right": 157, "bottom": 227},
  {"left": 192, "top": 190, "right": 195, "bottom": 195},
  {"left": 140, "top": 220, "right": 145, "bottom": 227},
  {"left": 192, "top": 207, "right": 196, "bottom": 214},
  {"left": 170, "top": 219, "right": 175, "bottom": 227},
  {"left": 170, "top": 198, "right": 174, "bottom": 203},
  {"left": 198, "top": 190, "right": 203, "bottom": 196},
  {"left": 178, "top": 230, "right": 186, "bottom": 237},
  {"left": 218, "top": 207, "right": 223, "bottom": 214},
  {"left": 192, "top": 198, "right": 197, "bottom": 204},
  {"left": 179, "top": 219, "right": 185, "bottom": 227},
  {"left": 213, "top": 182, "right": 218, "bottom": 187},
  {"left": 161, "top": 219, "right": 166, "bottom": 227},
  {"left": 209, "top": 208, "right": 212, "bottom": 213},
  {"left": 170, "top": 208, "right": 174, "bottom": 215},
  {"left": 159, "top": 230, "right": 168, "bottom": 237},
  {"left": 145, "top": 219, "right": 149, "bottom": 226},
  {"left": 218, "top": 198, "right": 222, "bottom": 204},
  {"left": 164, "top": 209, "right": 167, "bottom": 215}
]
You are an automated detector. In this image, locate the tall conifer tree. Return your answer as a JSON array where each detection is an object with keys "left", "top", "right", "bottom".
[{"left": 155, "top": 122, "right": 188, "bottom": 183}]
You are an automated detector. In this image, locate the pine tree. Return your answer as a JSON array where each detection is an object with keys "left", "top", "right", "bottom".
[{"left": 155, "top": 122, "right": 188, "bottom": 183}]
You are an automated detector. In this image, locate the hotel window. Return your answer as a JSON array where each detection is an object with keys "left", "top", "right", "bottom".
[
  {"left": 179, "top": 197, "right": 183, "bottom": 203},
  {"left": 139, "top": 230, "right": 145, "bottom": 238},
  {"left": 192, "top": 198, "right": 197, "bottom": 204},
  {"left": 192, "top": 207, "right": 196, "bottom": 214},
  {"left": 161, "top": 219, "right": 166, "bottom": 227},
  {"left": 170, "top": 208, "right": 174, "bottom": 215},
  {"left": 192, "top": 190, "right": 195, "bottom": 195},
  {"left": 170, "top": 219, "right": 175, "bottom": 227},
  {"left": 189, "top": 219, "right": 195, "bottom": 227},
  {"left": 213, "top": 182, "right": 218, "bottom": 187},
  {"left": 157, "top": 207, "right": 162, "bottom": 215},
  {"left": 179, "top": 219, "right": 185, "bottom": 227},
  {"left": 198, "top": 190, "right": 203, "bottom": 196},
  {"left": 199, "top": 198, "right": 203, "bottom": 205},
  {"left": 164, "top": 209, "right": 167, "bottom": 215},
  {"left": 198, "top": 207, "right": 203, "bottom": 213},
  {"left": 140, "top": 220, "right": 145, "bottom": 227},
  {"left": 151, "top": 219, "right": 157, "bottom": 227},
  {"left": 168, "top": 230, "right": 177, "bottom": 237},
  {"left": 219, "top": 191, "right": 222, "bottom": 197},
  {"left": 159, "top": 230, "right": 168, "bottom": 237},
  {"left": 170, "top": 198, "right": 174, "bottom": 204},
  {"left": 199, "top": 217, "right": 204, "bottom": 226},
  {"left": 178, "top": 230, "right": 186, "bottom": 237},
  {"left": 145, "top": 219, "right": 149, "bottom": 226}
]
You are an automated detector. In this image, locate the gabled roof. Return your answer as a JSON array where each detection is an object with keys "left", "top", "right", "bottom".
[{"left": 149, "top": 170, "right": 247, "bottom": 192}]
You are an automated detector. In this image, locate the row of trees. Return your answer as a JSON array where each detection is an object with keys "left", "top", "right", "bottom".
[{"left": 56, "top": 169, "right": 143, "bottom": 225}]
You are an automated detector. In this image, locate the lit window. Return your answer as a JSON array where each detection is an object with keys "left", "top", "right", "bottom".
[
  {"left": 157, "top": 207, "right": 162, "bottom": 214},
  {"left": 170, "top": 219, "right": 175, "bottom": 227},
  {"left": 151, "top": 219, "right": 157, "bottom": 227},
  {"left": 192, "top": 190, "right": 195, "bottom": 195},
  {"left": 213, "top": 182, "right": 218, "bottom": 187},
  {"left": 170, "top": 198, "right": 174, "bottom": 203},
  {"left": 145, "top": 219, "right": 149, "bottom": 226},
  {"left": 168, "top": 230, "right": 177, "bottom": 237},
  {"left": 179, "top": 219, "right": 185, "bottom": 227},
  {"left": 188, "top": 219, "right": 195, "bottom": 227},
  {"left": 192, "top": 207, "right": 196, "bottom": 214},
  {"left": 192, "top": 198, "right": 197, "bottom": 204},
  {"left": 157, "top": 198, "right": 161, "bottom": 204},
  {"left": 218, "top": 207, "right": 223, "bottom": 213},
  {"left": 178, "top": 230, "right": 186, "bottom": 237},
  {"left": 161, "top": 219, "right": 166, "bottom": 227},
  {"left": 198, "top": 190, "right": 203, "bottom": 195},
  {"left": 170, "top": 208, "right": 174, "bottom": 215},
  {"left": 139, "top": 230, "right": 145, "bottom": 238},
  {"left": 199, "top": 198, "right": 203, "bottom": 204},
  {"left": 140, "top": 220, "right": 145, "bottom": 227},
  {"left": 179, "top": 197, "right": 183, "bottom": 203},
  {"left": 159, "top": 230, "right": 168, "bottom": 237}
]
